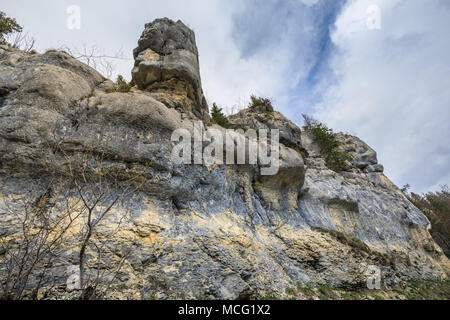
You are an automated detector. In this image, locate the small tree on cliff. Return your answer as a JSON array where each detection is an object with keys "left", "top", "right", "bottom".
[
  {"left": 211, "top": 103, "right": 229, "bottom": 128},
  {"left": 407, "top": 185, "right": 450, "bottom": 257},
  {"left": 0, "top": 12, "right": 34, "bottom": 52},
  {"left": 0, "top": 11, "right": 22, "bottom": 44},
  {"left": 249, "top": 95, "right": 274, "bottom": 113},
  {"left": 116, "top": 75, "right": 132, "bottom": 92},
  {"left": 301, "top": 114, "right": 352, "bottom": 173}
]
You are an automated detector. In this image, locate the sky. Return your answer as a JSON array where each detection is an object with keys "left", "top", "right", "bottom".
[{"left": 2, "top": 0, "right": 449, "bottom": 193}]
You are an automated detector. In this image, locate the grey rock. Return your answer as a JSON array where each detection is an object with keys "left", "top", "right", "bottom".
[
  {"left": 228, "top": 107, "right": 303, "bottom": 151},
  {"left": 0, "top": 27, "right": 448, "bottom": 300},
  {"left": 133, "top": 18, "right": 198, "bottom": 58},
  {"left": 336, "top": 133, "right": 380, "bottom": 170},
  {"left": 365, "top": 164, "right": 385, "bottom": 173},
  {"left": 132, "top": 18, "right": 209, "bottom": 121},
  {"left": 66, "top": 266, "right": 81, "bottom": 292}
]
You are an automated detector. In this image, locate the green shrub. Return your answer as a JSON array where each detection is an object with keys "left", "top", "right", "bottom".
[
  {"left": 116, "top": 75, "right": 132, "bottom": 93},
  {"left": 407, "top": 185, "right": 450, "bottom": 256},
  {"left": 302, "top": 114, "right": 352, "bottom": 173},
  {"left": 0, "top": 11, "right": 22, "bottom": 44},
  {"left": 252, "top": 181, "right": 263, "bottom": 190},
  {"left": 249, "top": 95, "right": 274, "bottom": 112},
  {"left": 211, "top": 103, "right": 230, "bottom": 128},
  {"left": 324, "top": 151, "right": 353, "bottom": 173},
  {"left": 310, "top": 124, "right": 339, "bottom": 154},
  {"left": 286, "top": 288, "right": 295, "bottom": 294}
]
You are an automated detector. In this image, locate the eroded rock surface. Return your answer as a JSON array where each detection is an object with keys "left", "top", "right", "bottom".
[
  {"left": 0, "top": 19, "right": 449, "bottom": 300},
  {"left": 132, "top": 18, "right": 209, "bottom": 121},
  {"left": 228, "top": 105, "right": 304, "bottom": 152}
]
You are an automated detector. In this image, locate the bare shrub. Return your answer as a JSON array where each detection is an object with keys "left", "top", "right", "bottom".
[
  {"left": 57, "top": 44, "right": 127, "bottom": 79},
  {"left": 5, "top": 31, "right": 35, "bottom": 52},
  {"left": 407, "top": 185, "right": 450, "bottom": 257},
  {"left": 0, "top": 126, "right": 147, "bottom": 300}
]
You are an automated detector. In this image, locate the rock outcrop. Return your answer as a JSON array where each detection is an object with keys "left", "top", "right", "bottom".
[
  {"left": 228, "top": 104, "right": 303, "bottom": 152},
  {"left": 0, "top": 18, "right": 448, "bottom": 300},
  {"left": 132, "top": 18, "right": 210, "bottom": 121}
]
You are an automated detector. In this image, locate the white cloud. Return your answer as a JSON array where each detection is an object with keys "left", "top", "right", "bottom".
[
  {"left": 2, "top": 0, "right": 448, "bottom": 192},
  {"left": 315, "top": 0, "right": 450, "bottom": 192},
  {"left": 299, "top": 0, "right": 320, "bottom": 7},
  {"left": 1, "top": 0, "right": 319, "bottom": 115}
]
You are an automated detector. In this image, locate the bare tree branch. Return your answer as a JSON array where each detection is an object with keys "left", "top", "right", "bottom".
[
  {"left": 56, "top": 43, "right": 127, "bottom": 79},
  {"left": 5, "top": 31, "right": 35, "bottom": 52}
]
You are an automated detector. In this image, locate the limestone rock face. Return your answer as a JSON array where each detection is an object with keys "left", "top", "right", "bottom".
[
  {"left": 336, "top": 133, "right": 384, "bottom": 173},
  {"left": 228, "top": 107, "right": 303, "bottom": 152},
  {"left": 0, "top": 25, "right": 449, "bottom": 300},
  {"left": 300, "top": 130, "right": 384, "bottom": 174},
  {"left": 132, "top": 18, "right": 209, "bottom": 121}
]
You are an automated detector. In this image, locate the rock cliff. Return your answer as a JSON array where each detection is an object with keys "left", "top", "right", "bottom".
[
  {"left": 0, "top": 18, "right": 448, "bottom": 300},
  {"left": 132, "top": 18, "right": 210, "bottom": 122}
]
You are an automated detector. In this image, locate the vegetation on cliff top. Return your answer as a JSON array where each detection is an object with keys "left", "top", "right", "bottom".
[
  {"left": 116, "top": 75, "right": 133, "bottom": 93},
  {"left": 302, "top": 114, "right": 353, "bottom": 173},
  {"left": 249, "top": 95, "right": 274, "bottom": 113},
  {"left": 211, "top": 103, "right": 230, "bottom": 128},
  {"left": 0, "top": 11, "right": 22, "bottom": 44},
  {"left": 404, "top": 184, "right": 450, "bottom": 257}
]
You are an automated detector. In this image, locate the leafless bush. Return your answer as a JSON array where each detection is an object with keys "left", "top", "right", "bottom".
[
  {"left": 0, "top": 183, "right": 84, "bottom": 300},
  {"left": 5, "top": 31, "right": 35, "bottom": 52},
  {"left": 0, "top": 129, "right": 147, "bottom": 300},
  {"left": 302, "top": 114, "right": 320, "bottom": 130},
  {"left": 222, "top": 96, "right": 247, "bottom": 116},
  {"left": 57, "top": 43, "right": 126, "bottom": 79}
]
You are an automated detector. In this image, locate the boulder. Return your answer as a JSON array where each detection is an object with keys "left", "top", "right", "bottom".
[
  {"left": 132, "top": 18, "right": 210, "bottom": 121},
  {"left": 336, "top": 133, "right": 382, "bottom": 172},
  {"left": 227, "top": 106, "right": 304, "bottom": 152}
]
